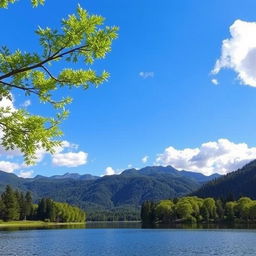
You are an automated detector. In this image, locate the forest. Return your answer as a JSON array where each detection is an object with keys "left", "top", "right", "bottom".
[
  {"left": 0, "top": 185, "right": 86, "bottom": 222},
  {"left": 141, "top": 196, "right": 256, "bottom": 224}
]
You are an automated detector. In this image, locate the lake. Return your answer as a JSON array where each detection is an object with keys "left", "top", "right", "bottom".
[{"left": 1, "top": 223, "right": 256, "bottom": 255}]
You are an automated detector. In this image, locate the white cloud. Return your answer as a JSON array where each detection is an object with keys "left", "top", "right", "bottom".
[
  {"left": 139, "top": 72, "right": 154, "bottom": 79},
  {"left": 128, "top": 164, "right": 133, "bottom": 168},
  {"left": 0, "top": 147, "right": 22, "bottom": 158},
  {"left": 0, "top": 95, "right": 15, "bottom": 112},
  {"left": 104, "top": 166, "right": 117, "bottom": 176},
  {"left": 18, "top": 170, "right": 34, "bottom": 178},
  {"left": 211, "top": 79, "right": 219, "bottom": 85},
  {"left": 0, "top": 161, "right": 20, "bottom": 173},
  {"left": 52, "top": 151, "right": 88, "bottom": 167},
  {"left": 0, "top": 95, "right": 23, "bottom": 158},
  {"left": 54, "top": 140, "right": 79, "bottom": 154},
  {"left": 27, "top": 140, "right": 80, "bottom": 165},
  {"left": 21, "top": 100, "right": 31, "bottom": 108},
  {"left": 156, "top": 138, "right": 256, "bottom": 175},
  {"left": 142, "top": 155, "right": 149, "bottom": 163},
  {"left": 212, "top": 19, "right": 256, "bottom": 87},
  {"left": 0, "top": 96, "right": 85, "bottom": 170}
]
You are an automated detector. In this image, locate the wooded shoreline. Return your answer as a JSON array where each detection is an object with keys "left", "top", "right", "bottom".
[{"left": 0, "top": 220, "right": 86, "bottom": 228}]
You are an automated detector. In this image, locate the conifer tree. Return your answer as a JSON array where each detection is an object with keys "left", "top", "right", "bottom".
[
  {"left": 24, "top": 191, "right": 33, "bottom": 219},
  {"left": 1, "top": 185, "right": 19, "bottom": 221}
]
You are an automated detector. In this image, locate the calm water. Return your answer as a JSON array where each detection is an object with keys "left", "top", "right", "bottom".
[{"left": 1, "top": 224, "right": 256, "bottom": 255}]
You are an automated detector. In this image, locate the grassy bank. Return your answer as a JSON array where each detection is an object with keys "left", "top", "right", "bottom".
[{"left": 0, "top": 221, "right": 85, "bottom": 228}]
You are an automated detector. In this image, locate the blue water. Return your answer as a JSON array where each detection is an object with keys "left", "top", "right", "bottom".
[{"left": 1, "top": 228, "right": 256, "bottom": 255}]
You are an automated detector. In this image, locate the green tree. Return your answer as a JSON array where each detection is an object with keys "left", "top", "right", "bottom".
[
  {"left": 235, "top": 197, "right": 252, "bottom": 220},
  {"left": 0, "top": 198, "right": 4, "bottom": 220},
  {"left": 155, "top": 200, "right": 174, "bottom": 223},
  {"left": 1, "top": 185, "right": 19, "bottom": 221},
  {"left": 249, "top": 202, "right": 256, "bottom": 221},
  {"left": 225, "top": 202, "right": 236, "bottom": 221},
  {"left": 19, "top": 192, "right": 26, "bottom": 220},
  {"left": 202, "top": 198, "right": 217, "bottom": 220},
  {"left": 200, "top": 204, "right": 209, "bottom": 222},
  {"left": 24, "top": 192, "right": 33, "bottom": 220},
  {"left": 45, "top": 198, "right": 56, "bottom": 221},
  {"left": 141, "top": 201, "right": 156, "bottom": 223},
  {"left": 216, "top": 199, "right": 224, "bottom": 220},
  {"left": 37, "top": 198, "right": 47, "bottom": 220},
  {"left": 175, "top": 199, "right": 193, "bottom": 219},
  {"left": 0, "top": 2, "right": 118, "bottom": 164}
]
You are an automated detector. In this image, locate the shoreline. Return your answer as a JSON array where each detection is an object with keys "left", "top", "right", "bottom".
[{"left": 0, "top": 221, "right": 86, "bottom": 228}]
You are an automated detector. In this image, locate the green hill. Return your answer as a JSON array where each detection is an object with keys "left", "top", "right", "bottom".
[
  {"left": 0, "top": 166, "right": 220, "bottom": 220},
  {"left": 193, "top": 160, "right": 256, "bottom": 199}
]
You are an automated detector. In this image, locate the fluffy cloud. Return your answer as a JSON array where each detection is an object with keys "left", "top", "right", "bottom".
[
  {"left": 52, "top": 151, "right": 88, "bottom": 167},
  {"left": 139, "top": 71, "right": 154, "bottom": 79},
  {"left": 53, "top": 140, "right": 79, "bottom": 154},
  {"left": 21, "top": 100, "right": 31, "bottom": 108},
  {"left": 0, "top": 96, "right": 87, "bottom": 170},
  {"left": 0, "top": 95, "right": 15, "bottom": 112},
  {"left": 0, "top": 95, "right": 23, "bottom": 158},
  {"left": 18, "top": 170, "right": 34, "bottom": 178},
  {"left": 28, "top": 140, "right": 80, "bottom": 165},
  {"left": 104, "top": 166, "right": 117, "bottom": 176},
  {"left": 211, "top": 79, "right": 219, "bottom": 85},
  {"left": 212, "top": 19, "right": 256, "bottom": 87},
  {"left": 156, "top": 138, "right": 256, "bottom": 175},
  {"left": 0, "top": 161, "right": 20, "bottom": 173},
  {"left": 142, "top": 155, "right": 149, "bottom": 163}
]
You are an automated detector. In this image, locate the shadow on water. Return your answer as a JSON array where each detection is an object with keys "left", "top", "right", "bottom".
[
  {"left": 0, "top": 224, "right": 86, "bottom": 232},
  {"left": 0, "top": 222, "right": 141, "bottom": 232},
  {"left": 142, "top": 222, "right": 256, "bottom": 230},
  {"left": 2, "top": 221, "right": 256, "bottom": 231}
]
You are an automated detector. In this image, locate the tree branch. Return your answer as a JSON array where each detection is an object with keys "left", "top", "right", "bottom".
[
  {"left": 0, "top": 45, "right": 89, "bottom": 81},
  {"left": 0, "top": 81, "right": 38, "bottom": 95},
  {"left": 40, "top": 65, "right": 68, "bottom": 84}
]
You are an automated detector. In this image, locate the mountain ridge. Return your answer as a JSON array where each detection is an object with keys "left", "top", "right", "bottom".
[
  {"left": 0, "top": 165, "right": 220, "bottom": 210},
  {"left": 193, "top": 159, "right": 256, "bottom": 199}
]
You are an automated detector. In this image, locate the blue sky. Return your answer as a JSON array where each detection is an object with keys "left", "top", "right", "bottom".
[{"left": 2, "top": 0, "right": 256, "bottom": 177}]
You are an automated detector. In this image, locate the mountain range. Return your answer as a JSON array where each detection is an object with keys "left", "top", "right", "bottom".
[
  {"left": 2, "top": 160, "right": 256, "bottom": 220},
  {"left": 0, "top": 166, "right": 220, "bottom": 211}
]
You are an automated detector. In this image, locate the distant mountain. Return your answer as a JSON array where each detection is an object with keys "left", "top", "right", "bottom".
[
  {"left": 178, "top": 170, "right": 220, "bottom": 183},
  {"left": 121, "top": 166, "right": 221, "bottom": 183},
  {"left": 33, "top": 173, "right": 99, "bottom": 181},
  {"left": 50, "top": 172, "right": 99, "bottom": 181},
  {"left": 193, "top": 160, "right": 256, "bottom": 199},
  {"left": 0, "top": 171, "right": 24, "bottom": 193},
  {"left": 0, "top": 166, "right": 220, "bottom": 210}
]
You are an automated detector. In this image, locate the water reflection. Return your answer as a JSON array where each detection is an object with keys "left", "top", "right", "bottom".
[
  {"left": 1, "top": 226, "right": 256, "bottom": 256},
  {"left": 142, "top": 222, "right": 256, "bottom": 229},
  {"left": 1, "top": 221, "right": 256, "bottom": 231}
]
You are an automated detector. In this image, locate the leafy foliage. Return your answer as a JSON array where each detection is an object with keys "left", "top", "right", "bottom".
[
  {"left": 0, "top": 0, "right": 44, "bottom": 8},
  {"left": 0, "top": 3, "right": 118, "bottom": 164},
  {"left": 141, "top": 196, "right": 256, "bottom": 224},
  {"left": 0, "top": 185, "right": 85, "bottom": 222}
]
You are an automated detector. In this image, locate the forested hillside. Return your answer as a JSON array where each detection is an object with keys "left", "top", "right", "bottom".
[
  {"left": 0, "top": 166, "right": 220, "bottom": 220},
  {"left": 193, "top": 160, "right": 256, "bottom": 199}
]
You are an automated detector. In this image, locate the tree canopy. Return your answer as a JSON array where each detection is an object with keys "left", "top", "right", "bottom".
[
  {"left": 0, "top": 185, "right": 86, "bottom": 222},
  {"left": 141, "top": 196, "right": 256, "bottom": 224},
  {"left": 0, "top": 1, "right": 118, "bottom": 164}
]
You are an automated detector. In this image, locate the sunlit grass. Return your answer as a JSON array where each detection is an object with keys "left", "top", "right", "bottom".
[{"left": 0, "top": 220, "right": 85, "bottom": 227}]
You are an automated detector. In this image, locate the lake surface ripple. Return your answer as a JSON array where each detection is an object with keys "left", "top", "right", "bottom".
[{"left": 1, "top": 227, "right": 256, "bottom": 255}]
